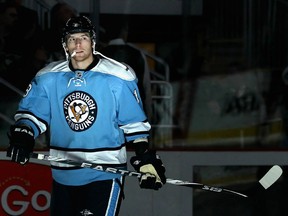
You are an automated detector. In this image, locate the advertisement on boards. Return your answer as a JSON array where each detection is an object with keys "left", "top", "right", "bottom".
[{"left": 0, "top": 160, "right": 51, "bottom": 216}]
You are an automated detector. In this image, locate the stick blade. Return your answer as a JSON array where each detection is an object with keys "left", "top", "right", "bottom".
[{"left": 259, "top": 165, "right": 283, "bottom": 189}]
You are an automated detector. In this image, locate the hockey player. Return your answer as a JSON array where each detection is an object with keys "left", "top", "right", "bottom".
[{"left": 6, "top": 16, "right": 166, "bottom": 216}]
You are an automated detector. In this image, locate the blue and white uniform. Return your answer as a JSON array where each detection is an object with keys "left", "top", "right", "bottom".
[{"left": 14, "top": 55, "right": 151, "bottom": 186}]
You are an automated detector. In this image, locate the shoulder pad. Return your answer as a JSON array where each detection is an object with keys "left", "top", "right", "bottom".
[
  {"left": 94, "top": 58, "right": 136, "bottom": 81},
  {"left": 36, "top": 60, "right": 69, "bottom": 76}
]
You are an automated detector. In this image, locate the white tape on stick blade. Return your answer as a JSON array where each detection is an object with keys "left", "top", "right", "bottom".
[{"left": 259, "top": 165, "right": 283, "bottom": 189}]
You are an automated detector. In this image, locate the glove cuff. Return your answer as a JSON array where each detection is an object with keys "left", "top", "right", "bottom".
[
  {"left": 132, "top": 139, "right": 149, "bottom": 156},
  {"left": 9, "top": 125, "right": 35, "bottom": 150},
  {"left": 11, "top": 125, "right": 34, "bottom": 137}
]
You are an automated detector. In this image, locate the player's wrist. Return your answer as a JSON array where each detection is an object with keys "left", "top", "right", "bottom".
[{"left": 132, "top": 138, "right": 149, "bottom": 156}]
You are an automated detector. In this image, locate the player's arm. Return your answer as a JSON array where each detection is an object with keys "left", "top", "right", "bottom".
[
  {"left": 6, "top": 76, "right": 49, "bottom": 165},
  {"left": 116, "top": 75, "right": 166, "bottom": 189}
]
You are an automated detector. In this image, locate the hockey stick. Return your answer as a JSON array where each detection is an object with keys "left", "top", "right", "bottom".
[
  {"left": 29, "top": 152, "right": 248, "bottom": 198},
  {"left": 29, "top": 153, "right": 283, "bottom": 197}
]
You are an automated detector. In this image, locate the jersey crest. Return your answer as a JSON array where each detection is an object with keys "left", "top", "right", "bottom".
[{"left": 63, "top": 91, "right": 97, "bottom": 131}]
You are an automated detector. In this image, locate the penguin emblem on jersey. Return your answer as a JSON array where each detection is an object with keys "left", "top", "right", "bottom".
[
  {"left": 63, "top": 91, "right": 97, "bottom": 131},
  {"left": 70, "top": 102, "right": 88, "bottom": 122}
]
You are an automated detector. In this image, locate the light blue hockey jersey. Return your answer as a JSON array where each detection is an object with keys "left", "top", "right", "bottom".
[{"left": 14, "top": 56, "right": 151, "bottom": 185}]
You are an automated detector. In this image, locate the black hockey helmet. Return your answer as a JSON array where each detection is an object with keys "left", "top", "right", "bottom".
[{"left": 62, "top": 16, "right": 96, "bottom": 43}]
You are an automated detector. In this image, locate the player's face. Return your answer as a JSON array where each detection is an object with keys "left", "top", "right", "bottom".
[{"left": 66, "top": 32, "right": 93, "bottom": 61}]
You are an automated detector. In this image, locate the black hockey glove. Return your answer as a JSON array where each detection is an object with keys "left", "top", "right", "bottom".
[
  {"left": 6, "top": 125, "right": 35, "bottom": 165},
  {"left": 130, "top": 150, "right": 166, "bottom": 190}
]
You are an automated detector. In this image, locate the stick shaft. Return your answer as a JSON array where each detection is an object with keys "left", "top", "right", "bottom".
[{"left": 29, "top": 152, "right": 248, "bottom": 198}]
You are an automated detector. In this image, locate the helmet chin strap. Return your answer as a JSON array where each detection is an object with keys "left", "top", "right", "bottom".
[
  {"left": 62, "top": 43, "right": 70, "bottom": 60},
  {"left": 91, "top": 39, "right": 128, "bottom": 69},
  {"left": 92, "top": 40, "right": 96, "bottom": 54}
]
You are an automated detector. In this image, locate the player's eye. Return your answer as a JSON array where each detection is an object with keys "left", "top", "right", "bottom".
[
  {"left": 81, "top": 36, "right": 89, "bottom": 41},
  {"left": 67, "top": 37, "right": 75, "bottom": 43}
]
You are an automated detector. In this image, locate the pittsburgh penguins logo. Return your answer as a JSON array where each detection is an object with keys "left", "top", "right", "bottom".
[{"left": 63, "top": 91, "right": 97, "bottom": 131}]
